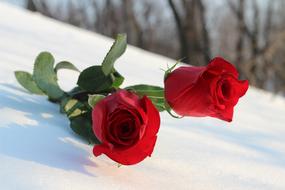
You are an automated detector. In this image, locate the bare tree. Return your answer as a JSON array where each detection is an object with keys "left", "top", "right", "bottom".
[
  {"left": 168, "top": 0, "right": 189, "bottom": 62},
  {"left": 23, "top": 0, "right": 285, "bottom": 94},
  {"left": 168, "top": 0, "right": 211, "bottom": 65},
  {"left": 227, "top": 0, "right": 246, "bottom": 76},
  {"left": 26, "top": 0, "right": 37, "bottom": 12},
  {"left": 121, "top": 0, "right": 143, "bottom": 47},
  {"left": 228, "top": 0, "right": 274, "bottom": 88}
]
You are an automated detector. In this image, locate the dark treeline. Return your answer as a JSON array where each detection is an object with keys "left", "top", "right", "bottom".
[{"left": 26, "top": 0, "right": 285, "bottom": 94}]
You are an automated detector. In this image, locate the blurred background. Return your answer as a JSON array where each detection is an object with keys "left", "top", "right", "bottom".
[{"left": 3, "top": 0, "right": 285, "bottom": 95}]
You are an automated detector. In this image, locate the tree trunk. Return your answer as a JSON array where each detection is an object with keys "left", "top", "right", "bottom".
[{"left": 168, "top": 0, "right": 189, "bottom": 63}]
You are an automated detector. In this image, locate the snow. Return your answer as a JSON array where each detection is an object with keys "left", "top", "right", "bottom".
[{"left": 0, "top": 2, "right": 285, "bottom": 190}]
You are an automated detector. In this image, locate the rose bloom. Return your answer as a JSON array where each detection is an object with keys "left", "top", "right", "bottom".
[
  {"left": 164, "top": 57, "right": 249, "bottom": 122},
  {"left": 92, "top": 90, "right": 160, "bottom": 165}
]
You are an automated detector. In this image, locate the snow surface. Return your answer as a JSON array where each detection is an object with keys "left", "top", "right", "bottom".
[{"left": 0, "top": 2, "right": 285, "bottom": 190}]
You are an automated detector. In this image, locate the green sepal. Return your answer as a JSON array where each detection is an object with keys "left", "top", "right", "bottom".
[
  {"left": 164, "top": 59, "right": 181, "bottom": 80},
  {"left": 88, "top": 94, "right": 105, "bottom": 108},
  {"left": 64, "top": 99, "right": 85, "bottom": 118},
  {"left": 164, "top": 100, "right": 183, "bottom": 119}
]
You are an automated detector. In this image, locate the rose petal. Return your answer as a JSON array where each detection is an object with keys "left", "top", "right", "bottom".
[
  {"left": 165, "top": 66, "right": 206, "bottom": 105},
  {"left": 141, "top": 96, "right": 160, "bottom": 137},
  {"left": 93, "top": 136, "right": 157, "bottom": 165},
  {"left": 169, "top": 75, "right": 213, "bottom": 117},
  {"left": 207, "top": 57, "right": 239, "bottom": 78},
  {"left": 92, "top": 98, "right": 107, "bottom": 142},
  {"left": 236, "top": 80, "right": 249, "bottom": 97},
  {"left": 92, "top": 90, "right": 161, "bottom": 165},
  {"left": 116, "top": 90, "right": 142, "bottom": 110},
  {"left": 115, "top": 90, "right": 148, "bottom": 126},
  {"left": 212, "top": 107, "right": 234, "bottom": 122}
]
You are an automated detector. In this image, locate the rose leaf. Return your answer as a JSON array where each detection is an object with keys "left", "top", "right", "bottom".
[
  {"left": 125, "top": 84, "right": 166, "bottom": 111},
  {"left": 54, "top": 61, "right": 80, "bottom": 73},
  {"left": 14, "top": 71, "right": 45, "bottom": 95},
  {"left": 101, "top": 34, "right": 127, "bottom": 75},
  {"left": 77, "top": 65, "right": 113, "bottom": 93},
  {"left": 33, "top": 52, "right": 65, "bottom": 100}
]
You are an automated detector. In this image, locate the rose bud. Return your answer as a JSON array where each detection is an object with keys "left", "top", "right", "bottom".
[
  {"left": 164, "top": 57, "right": 249, "bottom": 122},
  {"left": 92, "top": 90, "right": 160, "bottom": 165}
]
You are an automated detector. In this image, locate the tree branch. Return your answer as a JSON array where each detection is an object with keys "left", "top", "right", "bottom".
[{"left": 168, "top": 0, "right": 189, "bottom": 62}]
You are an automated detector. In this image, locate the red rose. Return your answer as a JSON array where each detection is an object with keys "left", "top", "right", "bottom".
[
  {"left": 164, "top": 57, "right": 248, "bottom": 122},
  {"left": 92, "top": 90, "right": 160, "bottom": 165}
]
